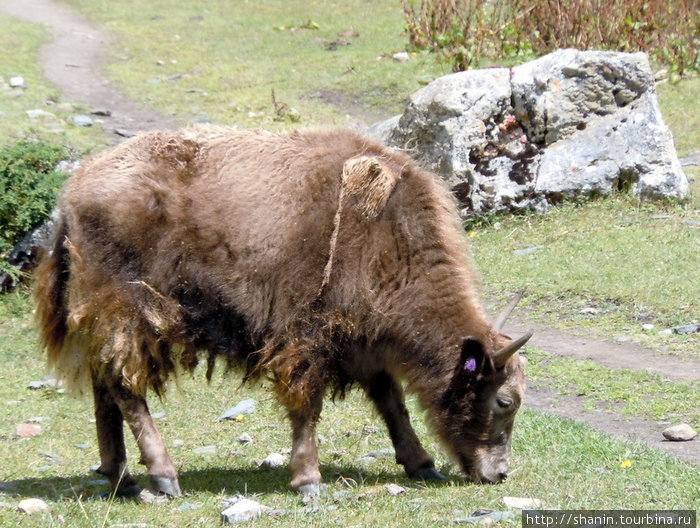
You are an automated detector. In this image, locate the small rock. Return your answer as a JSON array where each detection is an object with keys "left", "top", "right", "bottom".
[
  {"left": 9, "top": 76, "right": 26, "bottom": 88},
  {"left": 193, "top": 445, "right": 217, "bottom": 456},
  {"left": 579, "top": 307, "right": 598, "bottom": 316},
  {"left": 151, "top": 412, "right": 165, "bottom": 419},
  {"left": 386, "top": 484, "right": 406, "bottom": 496},
  {"left": 90, "top": 108, "right": 112, "bottom": 116},
  {"left": 15, "top": 423, "right": 41, "bottom": 437},
  {"left": 177, "top": 501, "right": 202, "bottom": 512},
  {"left": 72, "top": 114, "right": 94, "bottom": 127},
  {"left": 503, "top": 496, "right": 542, "bottom": 509},
  {"left": 27, "top": 381, "right": 46, "bottom": 390},
  {"left": 26, "top": 109, "right": 56, "bottom": 119},
  {"left": 138, "top": 487, "right": 169, "bottom": 504},
  {"left": 392, "top": 52, "right": 410, "bottom": 63},
  {"left": 513, "top": 245, "right": 543, "bottom": 256},
  {"left": 658, "top": 328, "right": 674, "bottom": 337},
  {"left": 221, "top": 497, "right": 262, "bottom": 523},
  {"left": 454, "top": 511, "right": 517, "bottom": 525},
  {"left": 641, "top": 323, "right": 655, "bottom": 331},
  {"left": 217, "top": 399, "right": 255, "bottom": 421},
  {"left": 171, "top": 439, "right": 185, "bottom": 448},
  {"left": 237, "top": 433, "right": 252, "bottom": 444},
  {"left": 662, "top": 424, "right": 697, "bottom": 442},
  {"left": 260, "top": 452, "right": 286, "bottom": 468},
  {"left": 74, "top": 443, "right": 91, "bottom": 450},
  {"left": 673, "top": 323, "right": 700, "bottom": 335},
  {"left": 17, "top": 498, "right": 48, "bottom": 514}
]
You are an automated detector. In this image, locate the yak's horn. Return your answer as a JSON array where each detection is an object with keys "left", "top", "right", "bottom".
[
  {"left": 493, "top": 292, "right": 524, "bottom": 331},
  {"left": 493, "top": 330, "right": 533, "bottom": 368}
]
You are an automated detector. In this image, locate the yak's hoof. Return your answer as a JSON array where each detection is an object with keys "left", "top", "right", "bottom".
[
  {"left": 411, "top": 467, "right": 447, "bottom": 481},
  {"left": 150, "top": 475, "right": 182, "bottom": 497}
]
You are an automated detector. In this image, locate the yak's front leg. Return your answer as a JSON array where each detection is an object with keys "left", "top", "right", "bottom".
[
  {"left": 364, "top": 371, "right": 445, "bottom": 481},
  {"left": 106, "top": 378, "right": 181, "bottom": 497},
  {"left": 92, "top": 373, "right": 140, "bottom": 496},
  {"left": 287, "top": 390, "right": 324, "bottom": 495}
]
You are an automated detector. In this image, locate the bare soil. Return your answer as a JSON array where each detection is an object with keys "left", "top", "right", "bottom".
[{"left": 1, "top": 0, "right": 697, "bottom": 464}]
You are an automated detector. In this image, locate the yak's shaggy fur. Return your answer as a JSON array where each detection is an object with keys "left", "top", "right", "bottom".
[{"left": 34, "top": 126, "right": 527, "bottom": 494}]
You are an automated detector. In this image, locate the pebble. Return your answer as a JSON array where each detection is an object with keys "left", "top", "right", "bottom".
[
  {"left": 217, "top": 398, "right": 255, "bottom": 422},
  {"left": 72, "top": 114, "right": 94, "bottom": 127},
  {"left": 15, "top": 423, "right": 42, "bottom": 437},
  {"left": 221, "top": 497, "right": 262, "bottom": 523},
  {"left": 386, "top": 483, "right": 406, "bottom": 496},
  {"left": 454, "top": 511, "right": 517, "bottom": 525},
  {"left": 662, "top": 424, "right": 697, "bottom": 442},
  {"left": 641, "top": 323, "right": 655, "bottom": 331},
  {"left": 90, "top": 108, "right": 112, "bottom": 116},
  {"left": 17, "top": 498, "right": 48, "bottom": 514},
  {"left": 260, "top": 452, "right": 286, "bottom": 468},
  {"left": 193, "top": 445, "right": 217, "bottom": 456},
  {"left": 26, "top": 109, "right": 56, "bottom": 120},
  {"left": 237, "top": 433, "right": 252, "bottom": 444},
  {"left": 172, "top": 439, "right": 185, "bottom": 448},
  {"left": 138, "top": 488, "right": 169, "bottom": 505},
  {"left": 513, "top": 245, "right": 543, "bottom": 256},
  {"left": 673, "top": 323, "right": 700, "bottom": 335},
  {"left": 503, "top": 496, "right": 542, "bottom": 509},
  {"left": 392, "top": 52, "right": 410, "bottom": 63},
  {"left": 9, "top": 76, "right": 26, "bottom": 88}
]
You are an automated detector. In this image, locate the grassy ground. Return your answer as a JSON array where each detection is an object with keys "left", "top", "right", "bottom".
[
  {"left": 0, "top": 294, "right": 698, "bottom": 527},
  {"left": 0, "top": 16, "right": 108, "bottom": 151},
  {"left": 0, "top": 0, "right": 698, "bottom": 525}
]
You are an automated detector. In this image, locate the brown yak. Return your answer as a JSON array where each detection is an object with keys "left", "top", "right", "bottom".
[{"left": 34, "top": 126, "right": 531, "bottom": 497}]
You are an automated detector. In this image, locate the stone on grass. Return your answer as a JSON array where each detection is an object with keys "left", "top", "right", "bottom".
[
  {"left": 221, "top": 496, "right": 262, "bottom": 523},
  {"left": 193, "top": 445, "right": 217, "bottom": 456},
  {"left": 454, "top": 511, "right": 517, "bottom": 525},
  {"left": 237, "top": 433, "right": 252, "bottom": 444},
  {"left": 259, "top": 452, "right": 286, "bottom": 468},
  {"left": 370, "top": 49, "right": 688, "bottom": 217},
  {"left": 386, "top": 483, "right": 406, "bottom": 496},
  {"left": 72, "top": 114, "right": 94, "bottom": 127},
  {"left": 15, "top": 423, "right": 41, "bottom": 437},
  {"left": 217, "top": 398, "right": 255, "bottom": 421},
  {"left": 503, "top": 496, "right": 542, "bottom": 509},
  {"left": 662, "top": 424, "right": 697, "bottom": 442},
  {"left": 17, "top": 498, "right": 48, "bottom": 514},
  {"left": 9, "top": 76, "right": 26, "bottom": 88}
]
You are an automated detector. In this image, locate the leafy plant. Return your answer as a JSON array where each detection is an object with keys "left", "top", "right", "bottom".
[{"left": 0, "top": 140, "right": 69, "bottom": 273}]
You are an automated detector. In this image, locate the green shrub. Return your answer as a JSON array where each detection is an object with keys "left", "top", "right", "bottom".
[
  {"left": 402, "top": 0, "right": 700, "bottom": 75},
  {"left": 0, "top": 140, "right": 69, "bottom": 269}
]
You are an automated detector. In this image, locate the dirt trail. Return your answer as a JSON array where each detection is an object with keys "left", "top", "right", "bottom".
[
  {"left": 0, "top": 0, "right": 177, "bottom": 139},
  {"left": 1, "top": 0, "right": 697, "bottom": 464}
]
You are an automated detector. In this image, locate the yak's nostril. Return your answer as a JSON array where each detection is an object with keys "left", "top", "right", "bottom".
[{"left": 497, "top": 472, "right": 508, "bottom": 482}]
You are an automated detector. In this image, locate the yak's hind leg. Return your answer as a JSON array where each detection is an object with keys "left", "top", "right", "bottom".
[
  {"left": 364, "top": 371, "right": 445, "bottom": 481},
  {"left": 92, "top": 373, "right": 140, "bottom": 496},
  {"left": 100, "top": 373, "right": 181, "bottom": 497}
]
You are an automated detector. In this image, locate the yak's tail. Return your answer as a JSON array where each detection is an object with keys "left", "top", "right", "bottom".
[{"left": 33, "top": 214, "right": 70, "bottom": 371}]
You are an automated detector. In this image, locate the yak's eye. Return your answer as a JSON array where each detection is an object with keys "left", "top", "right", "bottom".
[{"left": 496, "top": 397, "right": 513, "bottom": 409}]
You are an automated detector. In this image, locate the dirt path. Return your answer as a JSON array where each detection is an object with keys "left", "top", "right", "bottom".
[
  {"left": 0, "top": 0, "right": 177, "bottom": 140},
  {"left": 1, "top": 0, "right": 697, "bottom": 465}
]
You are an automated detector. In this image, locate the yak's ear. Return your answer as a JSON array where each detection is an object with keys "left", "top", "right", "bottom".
[
  {"left": 342, "top": 156, "right": 400, "bottom": 219},
  {"left": 457, "top": 337, "right": 493, "bottom": 378}
]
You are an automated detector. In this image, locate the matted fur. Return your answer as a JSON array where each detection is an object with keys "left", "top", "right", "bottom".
[{"left": 34, "top": 126, "right": 526, "bottom": 488}]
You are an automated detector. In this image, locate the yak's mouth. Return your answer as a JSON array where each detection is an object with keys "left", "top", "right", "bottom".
[{"left": 458, "top": 453, "right": 508, "bottom": 484}]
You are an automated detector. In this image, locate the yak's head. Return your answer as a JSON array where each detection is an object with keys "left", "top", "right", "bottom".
[{"left": 438, "top": 296, "right": 532, "bottom": 484}]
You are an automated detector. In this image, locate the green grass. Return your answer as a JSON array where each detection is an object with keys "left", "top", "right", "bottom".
[
  {"left": 0, "top": 293, "right": 698, "bottom": 527},
  {"left": 0, "top": 16, "right": 109, "bottom": 151},
  {"left": 470, "top": 196, "right": 700, "bottom": 358},
  {"left": 62, "top": 0, "right": 448, "bottom": 128},
  {"left": 0, "top": 1, "right": 699, "bottom": 524}
]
